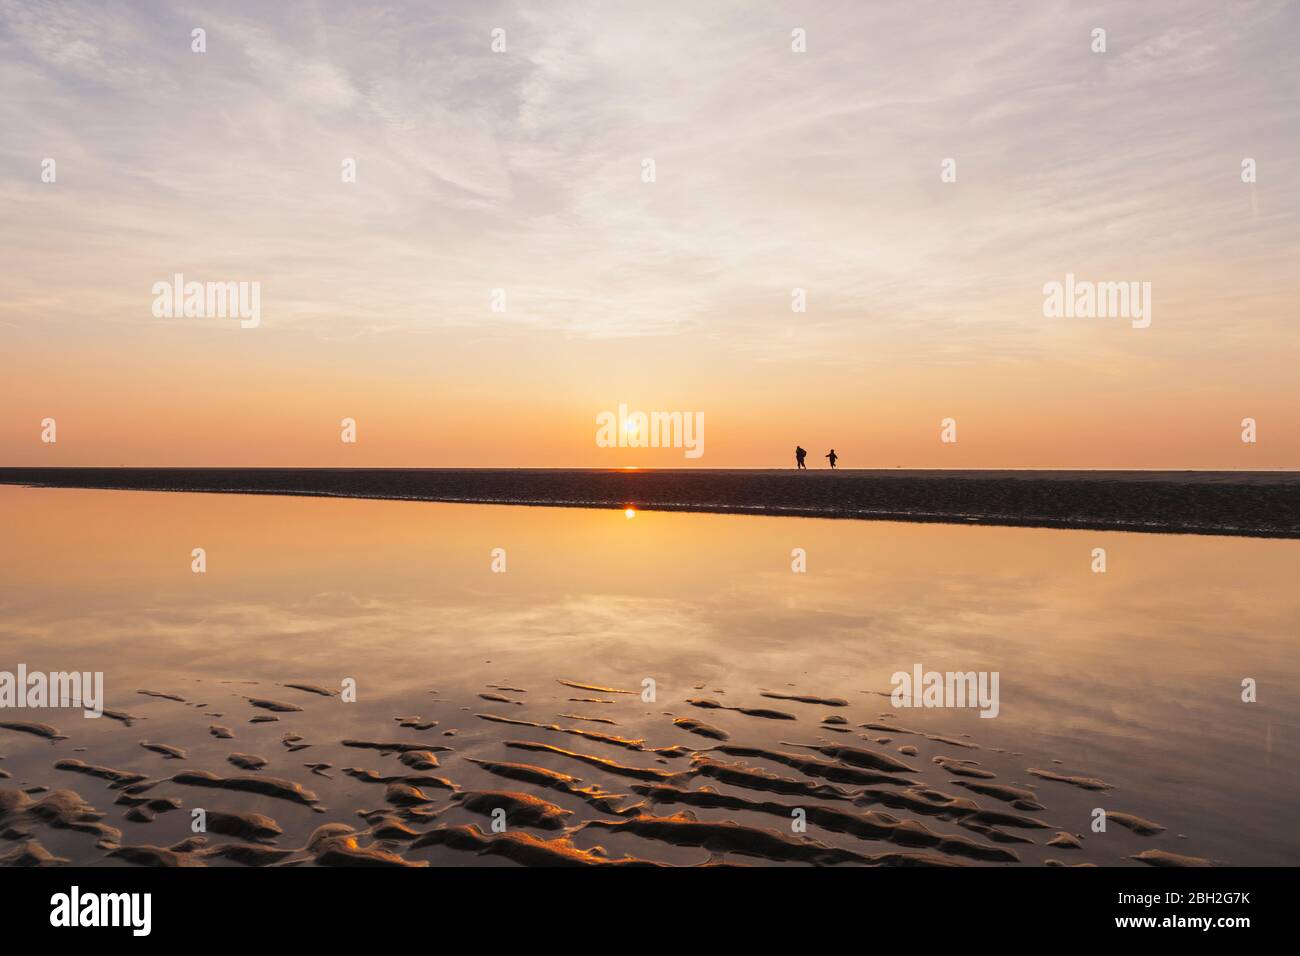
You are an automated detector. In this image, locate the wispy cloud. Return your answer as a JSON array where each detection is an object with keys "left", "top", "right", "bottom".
[{"left": 2, "top": 0, "right": 1295, "bottom": 355}]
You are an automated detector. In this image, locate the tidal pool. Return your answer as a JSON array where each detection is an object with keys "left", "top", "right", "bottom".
[{"left": 1, "top": 486, "right": 1296, "bottom": 866}]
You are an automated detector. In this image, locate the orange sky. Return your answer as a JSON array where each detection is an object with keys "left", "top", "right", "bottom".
[{"left": 3, "top": 319, "right": 1295, "bottom": 468}]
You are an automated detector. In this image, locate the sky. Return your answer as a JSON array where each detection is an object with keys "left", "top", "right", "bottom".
[{"left": 1, "top": 0, "right": 1297, "bottom": 468}]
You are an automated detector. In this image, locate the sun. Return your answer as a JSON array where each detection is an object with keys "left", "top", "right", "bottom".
[{"left": 624, "top": 507, "right": 636, "bottom": 519}]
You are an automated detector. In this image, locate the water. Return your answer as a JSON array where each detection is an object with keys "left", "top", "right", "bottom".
[{"left": 1, "top": 485, "right": 1296, "bottom": 865}]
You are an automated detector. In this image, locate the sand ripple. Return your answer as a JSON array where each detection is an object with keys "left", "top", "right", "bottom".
[{"left": 0, "top": 675, "right": 1216, "bottom": 868}]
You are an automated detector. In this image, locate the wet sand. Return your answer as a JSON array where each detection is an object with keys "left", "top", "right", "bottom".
[
  {"left": 0, "top": 676, "right": 1212, "bottom": 868},
  {"left": 2, "top": 467, "right": 1298, "bottom": 537},
  {"left": 1, "top": 486, "right": 1296, "bottom": 868}
]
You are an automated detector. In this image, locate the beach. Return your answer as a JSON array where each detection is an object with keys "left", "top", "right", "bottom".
[
  {"left": 3, "top": 0, "right": 1296, "bottom": 929},
  {"left": 2, "top": 468, "right": 1298, "bottom": 537}
]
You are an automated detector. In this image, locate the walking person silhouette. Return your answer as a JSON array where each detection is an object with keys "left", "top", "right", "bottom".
[
  {"left": 825, "top": 449, "right": 838, "bottom": 469},
  {"left": 795, "top": 446, "right": 807, "bottom": 469}
]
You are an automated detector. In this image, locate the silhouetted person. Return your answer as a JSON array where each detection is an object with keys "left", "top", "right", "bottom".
[
  {"left": 825, "top": 449, "right": 838, "bottom": 469},
  {"left": 795, "top": 446, "right": 807, "bottom": 469}
]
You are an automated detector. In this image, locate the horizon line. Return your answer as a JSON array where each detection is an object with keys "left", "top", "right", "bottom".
[{"left": 2, "top": 465, "right": 1298, "bottom": 474}]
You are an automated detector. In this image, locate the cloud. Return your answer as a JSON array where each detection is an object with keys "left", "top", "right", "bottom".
[{"left": 0, "top": 0, "right": 1295, "bottom": 363}]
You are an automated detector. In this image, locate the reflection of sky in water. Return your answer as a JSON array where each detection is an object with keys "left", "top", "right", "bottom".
[{"left": 1, "top": 486, "right": 1297, "bottom": 865}]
